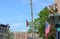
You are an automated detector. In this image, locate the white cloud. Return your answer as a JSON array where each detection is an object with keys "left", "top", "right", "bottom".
[
  {"left": 20, "top": 0, "right": 29, "bottom": 5},
  {"left": 10, "top": 22, "right": 21, "bottom": 27},
  {"left": 9, "top": 22, "right": 21, "bottom": 31},
  {"left": 9, "top": 22, "right": 28, "bottom": 32}
]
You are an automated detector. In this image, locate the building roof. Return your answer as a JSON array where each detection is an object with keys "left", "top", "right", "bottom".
[{"left": 0, "top": 24, "right": 10, "bottom": 28}]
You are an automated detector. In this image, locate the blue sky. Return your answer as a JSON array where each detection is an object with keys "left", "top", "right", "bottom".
[{"left": 0, "top": 0, "right": 54, "bottom": 32}]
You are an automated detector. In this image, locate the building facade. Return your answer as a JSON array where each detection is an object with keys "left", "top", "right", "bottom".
[
  {"left": 14, "top": 32, "right": 27, "bottom": 39},
  {"left": 0, "top": 24, "right": 10, "bottom": 39},
  {"left": 55, "top": 0, "right": 60, "bottom": 13},
  {"left": 14, "top": 32, "right": 39, "bottom": 39}
]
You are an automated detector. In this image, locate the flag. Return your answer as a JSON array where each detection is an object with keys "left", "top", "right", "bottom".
[
  {"left": 26, "top": 20, "right": 29, "bottom": 26},
  {"left": 45, "top": 21, "right": 50, "bottom": 38}
]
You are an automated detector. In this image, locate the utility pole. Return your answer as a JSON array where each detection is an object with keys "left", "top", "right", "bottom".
[{"left": 30, "top": 0, "right": 34, "bottom": 39}]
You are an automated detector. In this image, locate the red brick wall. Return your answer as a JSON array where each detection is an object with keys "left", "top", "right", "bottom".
[
  {"left": 14, "top": 32, "right": 39, "bottom": 39},
  {"left": 14, "top": 32, "right": 27, "bottom": 39}
]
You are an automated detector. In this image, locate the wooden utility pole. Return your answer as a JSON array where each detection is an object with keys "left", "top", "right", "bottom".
[{"left": 30, "top": 0, "right": 34, "bottom": 39}]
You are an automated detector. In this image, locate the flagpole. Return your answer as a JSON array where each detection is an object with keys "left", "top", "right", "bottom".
[{"left": 30, "top": 0, "right": 34, "bottom": 39}]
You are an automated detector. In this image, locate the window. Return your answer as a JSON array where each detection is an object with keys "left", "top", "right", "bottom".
[
  {"left": 0, "top": 28, "right": 5, "bottom": 33},
  {"left": 0, "top": 35, "right": 4, "bottom": 39}
]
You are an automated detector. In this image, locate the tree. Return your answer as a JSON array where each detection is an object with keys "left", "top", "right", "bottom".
[
  {"left": 28, "top": 18, "right": 39, "bottom": 33},
  {"left": 28, "top": 7, "right": 56, "bottom": 39},
  {"left": 9, "top": 32, "right": 14, "bottom": 39},
  {"left": 38, "top": 7, "right": 49, "bottom": 38}
]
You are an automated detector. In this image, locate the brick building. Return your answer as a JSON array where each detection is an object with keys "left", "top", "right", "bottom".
[
  {"left": 55, "top": 0, "right": 60, "bottom": 13},
  {"left": 14, "top": 32, "right": 27, "bottom": 39},
  {"left": 14, "top": 32, "right": 39, "bottom": 39}
]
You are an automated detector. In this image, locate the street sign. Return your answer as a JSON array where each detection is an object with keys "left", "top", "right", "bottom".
[{"left": 57, "top": 28, "right": 60, "bottom": 31}]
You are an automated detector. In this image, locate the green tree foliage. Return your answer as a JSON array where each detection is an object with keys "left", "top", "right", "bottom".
[
  {"left": 9, "top": 32, "right": 14, "bottom": 39},
  {"left": 28, "top": 7, "right": 56, "bottom": 39},
  {"left": 28, "top": 18, "right": 39, "bottom": 33},
  {"left": 38, "top": 7, "right": 49, "bottom": 38}
]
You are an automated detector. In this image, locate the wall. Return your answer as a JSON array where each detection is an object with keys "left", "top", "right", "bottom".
[
  {"left": 55, "top": 0, "right": 60, "bottom": 14},
  {"left": 14, "top": 32, "right": 27, "bottom": 39}
]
